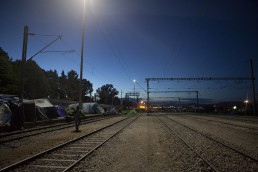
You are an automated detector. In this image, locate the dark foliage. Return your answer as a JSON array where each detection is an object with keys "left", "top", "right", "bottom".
[
  {"left": 0, "top": 47, "right": 93, "bottom": 101},
  {"left": 96, "top": 84, "right": 119, "bottom": 105},
  {"left": 0, "top": 48, "right": 19, "bottom": 95}
]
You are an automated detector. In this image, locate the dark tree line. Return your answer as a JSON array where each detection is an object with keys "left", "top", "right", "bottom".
[
  {"left": 96, "top": 84, "right": 120, "bottom": 105},
  {"left": 0, "top": 48, "right": 19, "bottom": 95},
  {"left": 0, "top": 47, "right": 93, "bottom": 101},
  {"left": 0, "top": 47, "right": 122, "bottom": 105}
]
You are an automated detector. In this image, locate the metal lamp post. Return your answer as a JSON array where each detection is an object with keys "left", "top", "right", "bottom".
[
  {"left": 79, "top": 0, "right": 86, "bottom": 110},
  {"left": 133, "top": 79, "right": 136, "bottom": 108}
]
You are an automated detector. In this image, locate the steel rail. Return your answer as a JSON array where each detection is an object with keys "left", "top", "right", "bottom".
[
  {"left": 0, "top": 115, "right": 139, "bottom": 172},
  {"left": 0, "top": 115, "right": 115, "bottom": 144},
  {"left": 157, "top": 117, "right": 219, "bottom": 172},
  {"left": 63, "top": 115, "right": 140, "bottom": 171},
  {"left": 166, "top": 116, "right": 258, "bottom": 162},
  {"left": 181, "top": 114, "right": 258, "bottom": 133},
  {"left": 204, "top": 114, "right": 258, "bottom": 123},
  {"left": 0, "top": 115, "right": 104, "bottom": 137}
]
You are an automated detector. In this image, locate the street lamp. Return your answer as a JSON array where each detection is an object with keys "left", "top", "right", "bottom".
[
  {"left": 79, "top": 0, "right": 86, "bottom": 110},
  {"left": 133, "top": 79, "right": 136, "bottom": 107},
  {"left": 244, "top": 100, "right": 248, "bottom": 115}
]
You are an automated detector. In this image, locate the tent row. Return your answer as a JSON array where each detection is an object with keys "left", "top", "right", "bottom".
[{"left": 0, "top": 95, "right": 113, "bottom": 130}]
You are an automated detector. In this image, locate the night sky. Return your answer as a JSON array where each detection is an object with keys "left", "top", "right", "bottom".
[{"left": 1, "top": 0, "right": 258, "bottom": 104}]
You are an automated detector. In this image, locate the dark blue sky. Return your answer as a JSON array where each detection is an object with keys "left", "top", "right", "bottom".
[{"left": 1, "top": 0, "right": 258, "bottom": 103}]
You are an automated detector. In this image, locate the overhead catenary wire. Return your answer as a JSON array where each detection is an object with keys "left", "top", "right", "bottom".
[
  {"left": 27, "top": 32, "right": 108, "bottom": 86},
  {"left": 1, "top": 12, "right": 120, "bottom": 90},
  {"left": 92, "top": 15, "right": 133, "bottom": 82}
]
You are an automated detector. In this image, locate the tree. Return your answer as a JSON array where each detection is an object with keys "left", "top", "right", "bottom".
[
  {"left": 113, "top": 96, "right": 121, "bottom": 105},
  {"left": 58, "top": 70, "right": 68, "bottom": 99},
  {"left": 82, "top": 79, "right": 93, "bottom": 102},
  {"left": 0, "top": 48, "right": 19, "bottom": 94},
  {"left": 44, "top": 70, "right": 59, "bottom": 99},
  {"left": 66, "top": 70, "right": 79, "bottom": 101},
  {"left": 0, "top": 47, "right": 95, "bottom": 101},
  {"left": 44, "top": 70, "right": 94, "bottom": 102},
  {"left": 96, "top": 84, "right": 119, "bottom": 105},
  {"left": 12, "top": 60, "right": 50, "bottom": 99}
]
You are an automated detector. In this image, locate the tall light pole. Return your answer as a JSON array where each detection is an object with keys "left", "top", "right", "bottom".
[
  {"left": 250, "top": 59, "right": 256, "bottom": 116},
  {"left": 244, "top": 100, "right": 248, "bottom": 115},
  {"left": 133, "top": 79, "right": 136, "bottom": 108},
  {"left": 79, "top": 0, "right": 86, "bottom": 110}
]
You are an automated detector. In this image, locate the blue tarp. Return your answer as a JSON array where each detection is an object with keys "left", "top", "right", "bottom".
[
  {"left": 56, "top": 105, "right": 66, "bottom": 117},
  {"left": 0, "top": 102, "right": 12, "bottom": 125}
]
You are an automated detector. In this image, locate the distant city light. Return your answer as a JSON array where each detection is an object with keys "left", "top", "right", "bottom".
[{"left": 139, "top": 105, "right": 145, "bottom": 109}]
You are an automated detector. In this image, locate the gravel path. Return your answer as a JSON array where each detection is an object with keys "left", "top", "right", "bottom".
[
  {"left": 185, "top": 114, "right": 258, "bottom": 129},
  {"left": 163, "top": 115, "right": 258, "bottom": 171},
  {"left": 167, "top": 114, "right": 258, "bottom": 160},
  {"left": 0, "top": 116, "right": 126, "bottom": 169},
  {"left": 71, "top": 115, "right": 213, "bottom": 172},
  {"left": 2, "top": 113, "right": 258, "bottom": 171}
]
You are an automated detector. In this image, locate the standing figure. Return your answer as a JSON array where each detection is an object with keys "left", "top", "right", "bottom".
[{"left": 73, "top": 106, "right": 82, "bottom": 132}]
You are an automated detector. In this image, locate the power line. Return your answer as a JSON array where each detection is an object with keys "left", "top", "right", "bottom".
[{"left": 93, "top": 17, "right": 133, "bottom": 81}]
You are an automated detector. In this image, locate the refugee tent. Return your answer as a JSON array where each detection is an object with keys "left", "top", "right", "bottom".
[
  {"left": 33, "top": 99, "right": 59, "bottom": 119},
  {"left": 56, "top": 105, "right": 66, "bottom": 117},
  {"left": 0, "top": 95, "right": 22, "bottom": 129},
  {"left": 0, "top": 102, "right": 12, "bottom": 125},
  {"left": 98, "top": 104, "right": 118, "bottom": 115},
  {"left": 0, "top": 96, "right": 66, "bottom": 130},
  {"left": 109, "top": 106, "right": 118, "bottom": 114},
  {"left": 67, "top": 102, "right": 105, "bottom": 114},
  {"left": 34, "top": 99, "right": 53, "bottom": 108},
  {"left": 22, "top": 99, "right": 37, "bottom": 122}
]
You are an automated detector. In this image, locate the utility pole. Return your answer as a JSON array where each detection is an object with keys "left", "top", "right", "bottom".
[
  {"left": 196, "top": 91, "right": 199, "bottom": 111},
  {"left": 250, "top": 59, "right": 256, "bottom": 116},
  {"left": 21, "top": 26, "right": 28, "bottom": 102},
  {"left": 121, "top": 90, "right": 123, "bottom": 105},
  {"left": 20, "top": 25, "right": 29, "bottom": 128},
  {"left": 19, "top": 25, "right": 64, "bottom": 128},
  {"left": 147, "top": 79, "right": 150, "bottom": 114}
]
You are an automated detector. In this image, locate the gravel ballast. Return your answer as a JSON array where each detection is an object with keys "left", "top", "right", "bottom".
[
  {"left": 71, "top": 115, "right": 213, "bottom": 172},
  {"left": 167, "top": 114, "right": 258, "bottom": 159},
  {"left": 0, "top": 116, "right": 127, "bottom": 169},
  {"left": 1, "top": 113, "right": 258, "bottom": 171}
]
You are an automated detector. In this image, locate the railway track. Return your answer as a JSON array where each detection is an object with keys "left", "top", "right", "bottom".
[
  {"left": 0, "top": 115, "right": 118, "bottom": 144},
  {"left": 0, "top": 114, "right": 139, "bottom": 172},
  {"left": 194, "top": 113, "right": 258, "bottom": 124},
  {"left": 158, "top": 115, "right": 258, "bottom": 171},
  {"left": 180, "top": 114, "right": 258, "bottom": 134},
  {"left": 158, "top": 116, "right": 219, "bottom": 172}
]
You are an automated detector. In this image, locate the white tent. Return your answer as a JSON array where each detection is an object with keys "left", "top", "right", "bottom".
[
  {"left": 33, "top": 99, "right": 54, "bottom": 108},
  {"left": 68, "top": 102, "right": 105, "bottom": 114}
]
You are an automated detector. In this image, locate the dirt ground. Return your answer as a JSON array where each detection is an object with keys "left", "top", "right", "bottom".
[
  {"left": 71, "top": 115, "right": 211, "bottom": 172},
  {"left": 2, "top": 113, "right": 257, "bottom": 171},
  {"left": 0, "top": 116, "right": 127, "bottom": 169}
]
